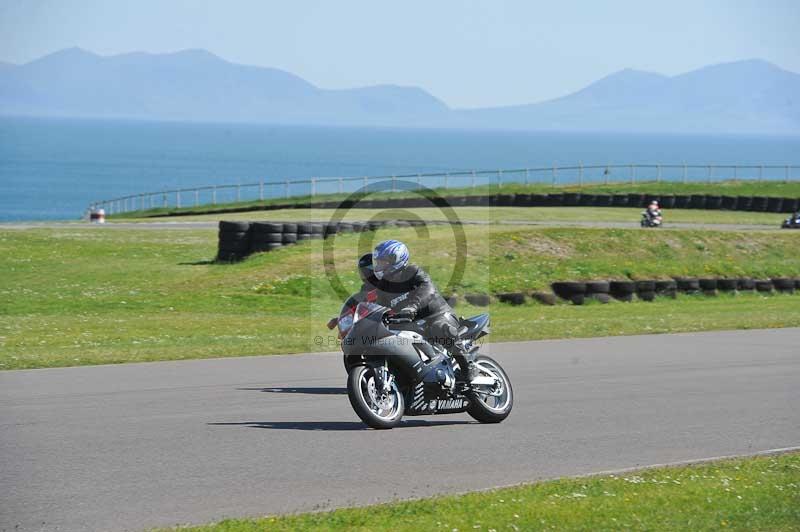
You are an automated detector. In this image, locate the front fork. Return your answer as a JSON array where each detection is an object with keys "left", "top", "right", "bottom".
[{"left": 374, "top": 360, "right": 393, "bottom": 394}]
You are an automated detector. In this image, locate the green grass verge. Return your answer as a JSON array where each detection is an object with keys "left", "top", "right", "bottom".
[
  {"left": 165, "top": 452, "right": 800, "bottom": 531},
  {"left": 114, "top": 206, "right": 790, "bottom": 226},
  {"left": 111, "top": 179, "right": 800, "bottom": 220},
  {"left": 2, "top": 225, "right": 799, "bottom": 370}
]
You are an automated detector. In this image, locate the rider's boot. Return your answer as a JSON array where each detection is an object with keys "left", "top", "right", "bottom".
[{"left": 453, "top": 346, "right": 476, "bottom": 386}]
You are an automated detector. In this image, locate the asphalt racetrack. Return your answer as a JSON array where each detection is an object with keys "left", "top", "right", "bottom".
[{"left": 2, "top": 328, "right": 799, "bottom": 531}]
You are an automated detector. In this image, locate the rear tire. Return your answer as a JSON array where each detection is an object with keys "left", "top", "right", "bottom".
[
  {"left": 467, "top": 356, "right": 513, "bottom": 423},
  {"left": 347, "top": 365, "right": 404, "bottom": 429}
]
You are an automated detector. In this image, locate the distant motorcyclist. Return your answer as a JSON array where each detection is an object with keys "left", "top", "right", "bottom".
[
  {"left": 783, "top": 211, "right": 800, "bottom": 228},
  {"left": 370, "top": 240, "right": 475, "bottom": 384},
  {"left": 642, "top": 200, "right": 663, "bottom": 227}
]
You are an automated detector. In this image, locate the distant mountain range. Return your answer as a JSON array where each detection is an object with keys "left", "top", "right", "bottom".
[{"left": 1, "top": 48, "right": 798, "bottom": 134}]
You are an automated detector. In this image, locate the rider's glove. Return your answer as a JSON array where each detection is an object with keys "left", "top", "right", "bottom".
[{"left": 394, "top": 306, "right": 417, "bottom": 321}]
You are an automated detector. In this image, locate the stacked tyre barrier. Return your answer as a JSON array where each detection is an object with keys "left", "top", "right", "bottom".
[
  {"left": 439, "top": 276, "right": 799, "bottom": 309},
  {"left": 331, "top": 193, "right": 800, "bottom": 212},
  {"left": 171, "top": 193, "right": 800, "bottom": 218},
  {"left": 217, "top": 219, "right": 428, "bottom": 261}
]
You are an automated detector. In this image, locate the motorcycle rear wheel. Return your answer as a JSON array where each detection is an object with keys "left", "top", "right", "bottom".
[
  {"left": 347, "top": 365, "right": 405, "bottom": 429},
  {"left": 467, "top": 355, "right": 513, "bottom": 423}
]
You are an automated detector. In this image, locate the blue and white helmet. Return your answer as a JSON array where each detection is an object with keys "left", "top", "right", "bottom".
[{"left": 372, "top": 240, "right": 409, "bottom": 279}]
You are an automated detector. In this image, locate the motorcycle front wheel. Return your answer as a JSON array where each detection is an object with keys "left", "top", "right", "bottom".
[
  {"left": 467, "top": 355, "right": 513, "bottom": 423},
  {"left": 347, "top": 365, "right": 405, "bottom": 429}
]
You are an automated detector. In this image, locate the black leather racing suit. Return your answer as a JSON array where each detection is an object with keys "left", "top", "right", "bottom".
[{"left": 359, "top": 264, "right": 470, "bottom": 371}]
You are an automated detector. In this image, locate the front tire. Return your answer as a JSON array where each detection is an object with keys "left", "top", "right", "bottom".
[
  {"left": 467, "top": 355, "right": 513, "bottom": 423},
  {"left": 347, "top": 365, "right": 405, "bottom": 429}
]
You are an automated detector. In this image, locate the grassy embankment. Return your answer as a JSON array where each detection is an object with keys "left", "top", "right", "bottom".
[
  {"left": 2, "top": 224, "right": 799, "bottom": 370},
  {"left": 166, "top": 452, "right": 800, "bottom": 531},
  {"left": 110, "top": 179, "right": 800, "bottom": 220}
]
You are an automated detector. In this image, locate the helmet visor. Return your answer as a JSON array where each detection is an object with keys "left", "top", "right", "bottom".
[{"left": 373, "top": 257, "right": 393, "bottom": 279}]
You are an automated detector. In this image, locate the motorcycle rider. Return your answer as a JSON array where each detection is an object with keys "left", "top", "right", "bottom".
[
  {"left": 370, "top": 239, "right": 475, "bottom": 384},
  {"left": 643, "top": 200, "right": 662, "bottom": 225}
]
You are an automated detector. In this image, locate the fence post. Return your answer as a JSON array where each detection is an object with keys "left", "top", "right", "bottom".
[
  {"left": 259, "top": 179, "right": 264, "bottom": 201},
  {"left": 392, "top": 175, "right": 396, "bottom": 193},
  {"left": 176, "top": 191, "right": 181, "bottom": 209},
  {"left": 236, "top": 184, "right": 241, "bottom": 202},
  {"left": 604, "top": 166, "right": 609, "bottom": 185},
  {"left": 734, "top": 165, "right": 738, "bottom": 181},
  {"left": 212, "top": 186, "right": 217, "bottom": 205},
  {"left": 311, "top": 178, "right": 316, "bottom": 197},
  {"left": 444, "top": 173, "right": 449, "bottom": 189},
  {"left": 195, "top": 189, "right": 199, "bottom": 207},
  {"left": 363, "top": 176, "right": 368, "bottom": 192},
  {"left": 471, "top": 170, "right": 476, "bottom": 189},
  {"left": 630, "top": 164, "right": 634, "bottom": 184},
  {"left": 552, "top": 164, "right": 557, "bottom": 187},
  {"left": 338, "top": 178, "right": 343, "bottom": 194},
  {"left": 284, "top": 180, "right": 289, "bottom": 198},
  {"left": 525, "top": 168, "right": 529, "bottom": 185},
  {"left": 578, "top": 162, "right": 583, "bottom": 188},
  {"left": 417, "top": 174, "right": 421, "bottom": 191},
  {"left": 498, "top": 169, "right": 503, "bottom": 189}
]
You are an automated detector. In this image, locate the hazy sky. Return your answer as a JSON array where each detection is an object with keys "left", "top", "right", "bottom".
[{"left": 1, "top": 0, "right": 798, "bottom": 108}]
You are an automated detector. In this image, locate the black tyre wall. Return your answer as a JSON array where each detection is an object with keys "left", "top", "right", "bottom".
[
  {"left": 674, "top": 195, "right": 690, "bottom": 209},
  {"left": 594, "top": 194, "right": 613, "bottom": 207},
  {"left": 465, "top": 293, "right": 491, "bottom": 306},
  {"left": 628, "top": 193, "right": 645, "bottom": 208},
  {"left": 513, "top": 194, "right": 531, "bottom": 207},
  {"left": 783, "top": 198, "right": 799, "bottom": 213},
  {"left": 675, "top": 278, "right": 700, "bottom": 293},
  {"left": 689, "top": 195, "right": 707, "bottom": 209},
  {"left": 659, "top": 195, "right": 676, "bottom": 209},
  {"left": 750, "top": 197, "right": 768, "bottom": 212},
  {"left": 563, "top": 193, "right": 581, "bottom": 206},
  {"left": 251, "top": 222, "right": 283, "bottom": 234},
  {"left": 705, "top": 196, "right": 722, "bottom": 210},
  {"left": 611, "top": 194, "right": 629, "bottom": 207},
  {"left": 497, "top": 194, "right": 514, "bottom": 207},
  {"left": 585, "top": 281, "right": 610, "bottom": 295},
  {"left": 766, "top": 197, "right": 784, "bottom": 213},
  {"left": 219, "top": 221, "right": 251, "bottom": 232},
  {"left": 736, "top": 197, "right": 753, "bottom": 211},
  {"left": 738, "top": 278, "right": 755, "bottom": 291},
  {"left": 531, "top": 194, "right": 549, "bottom": 206},
  {"left": 251, "top": 232, "right": 282, "bottom": 244},
  {"left": 755, "top": 280, "right": 773, "bottom": 292},
  {"left": 551, "top": 282, "right": 586, "bottom": 300}
]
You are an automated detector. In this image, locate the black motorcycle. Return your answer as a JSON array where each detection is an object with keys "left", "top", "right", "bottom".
[
  {"left": 334, "top": 301, "right": 513, "bottom": 429},
  {"left": 641, "top": 210, "right": 663, "bottom": 227},
  {"left": 781, "top": 215, "right": 800, "bottom": 229}
]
